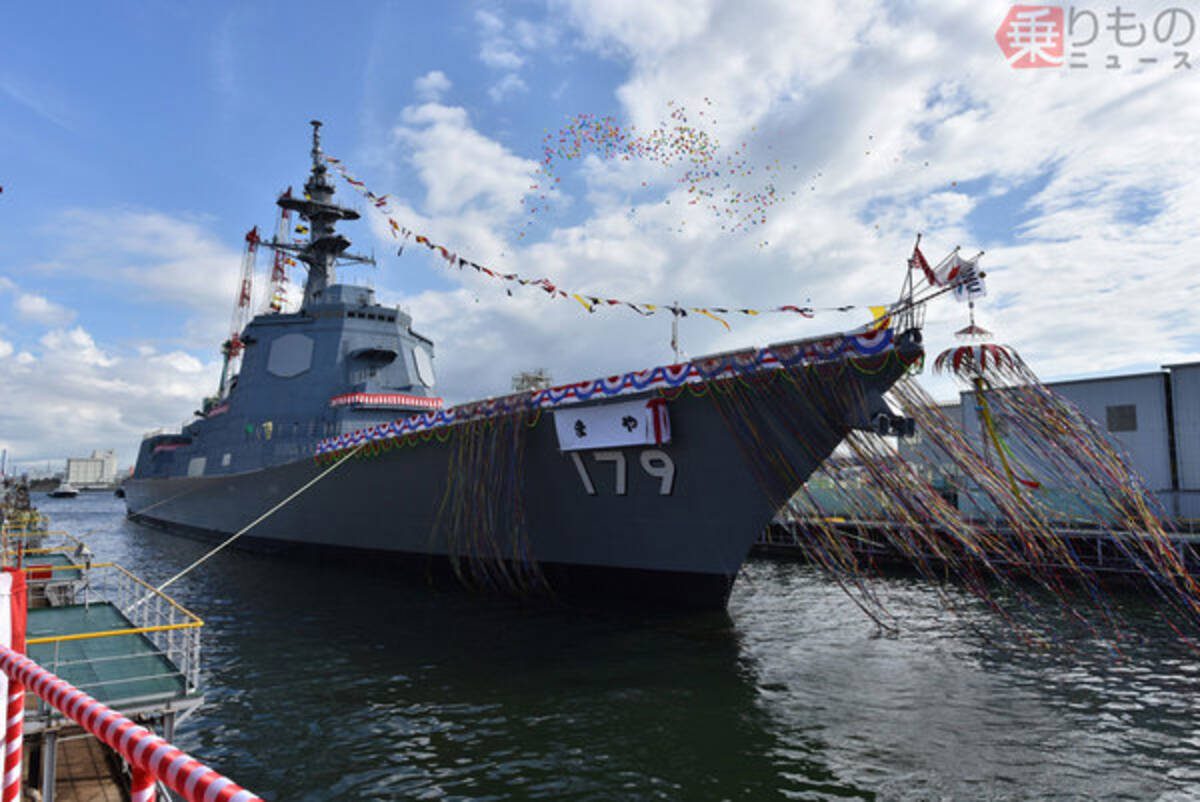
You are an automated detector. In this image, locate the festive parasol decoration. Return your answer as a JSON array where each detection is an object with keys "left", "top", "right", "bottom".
[
  {"left": 953, "top": 322, "right": 993, "bottom": 340},
  {"left": 934, "top": 312, "right": 1039, "bottom": 495},
  {"left": 933, "top": 342, "right": 1021, "bottom": 380}
]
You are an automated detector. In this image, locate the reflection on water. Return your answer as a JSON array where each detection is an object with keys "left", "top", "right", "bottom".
[{"left": 38, "top": 495, "right": 1200, "bottom": 801}]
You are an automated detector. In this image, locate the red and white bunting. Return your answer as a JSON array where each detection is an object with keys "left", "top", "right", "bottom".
[{"left": 329, "top": 393, "right": 445, "bottom": 410}]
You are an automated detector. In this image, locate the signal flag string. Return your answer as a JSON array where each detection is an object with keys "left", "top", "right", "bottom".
[{"left": 322, "top": 154, "right": 878, "bottom": 331}]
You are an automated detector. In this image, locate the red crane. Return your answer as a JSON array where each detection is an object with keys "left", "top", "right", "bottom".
[
  {"left": 264, "top": 187, "right": 294, "bottom": 313},
  {"left": 218, "top": 226, "right": 260, "bottom": 398}
]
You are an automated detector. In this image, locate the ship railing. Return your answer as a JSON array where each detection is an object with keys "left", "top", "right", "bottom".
[
  {"left": 26, "top": 562, "right": 204, "bottom": 697},
  {"left": 0, "top": 642, "right": 260, "bottom": 802},
  {"left": 1, "top": 527, "right": 85, "bottom": 571},
  {"left": 0, "top": 512, "right": 50, "bottom": 541}
]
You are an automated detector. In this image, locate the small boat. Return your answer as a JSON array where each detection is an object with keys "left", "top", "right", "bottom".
[{"left": 48, "top": 482, "right": 79, "bottom": 499}]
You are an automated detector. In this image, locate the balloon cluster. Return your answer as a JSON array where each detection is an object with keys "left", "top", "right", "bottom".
[{"left": 524, "top": 100, "right": 798, "bottom": 237}]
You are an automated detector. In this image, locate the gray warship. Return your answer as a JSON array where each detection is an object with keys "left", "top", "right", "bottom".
[{"left": 126, "top": 122, "right": 924, "bottom": 608}]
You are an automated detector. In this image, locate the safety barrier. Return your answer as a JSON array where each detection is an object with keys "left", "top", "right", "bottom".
[
  {"left": 20, "top": 562, "right": 204, "bottom": 697},
  {"left": 0, "top": 539, "right": 257, "bottom": 800},
  {"left": 0, "top": 643, "right": 261, "bottom": 802}
]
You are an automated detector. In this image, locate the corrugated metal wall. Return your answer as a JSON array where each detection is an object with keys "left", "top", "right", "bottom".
[{"left": 1168, "top": 363, "right": 1200, "bottom": 519}]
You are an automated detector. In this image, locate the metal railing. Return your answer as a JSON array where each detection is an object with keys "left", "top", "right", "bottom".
[
  {"left": 0, "top": 644, "right": 260, "bottom": 802},
  {"left": 0, "top": 514, "right": 50, "bottom": 542},
  {"left": 27, "top": 563, "right": 204, "bottom": 695}
]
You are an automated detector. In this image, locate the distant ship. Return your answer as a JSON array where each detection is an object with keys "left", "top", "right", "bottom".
[
  {"left": 125, "top": 122, "right": 923, "bottom": 608},
  {"left": 48, "top": 482, "right": 79, "bottom": 499}
]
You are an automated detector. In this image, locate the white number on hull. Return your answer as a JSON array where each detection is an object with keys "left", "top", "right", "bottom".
[
  {"left": 593, "top": 451, "right": 626, "bottom": 495},
  {"left": 569, "top": 449, "right": 675, "bottom": 496},
  {"left": 640, "top": 449, "right": 675, "bottom": 495}
]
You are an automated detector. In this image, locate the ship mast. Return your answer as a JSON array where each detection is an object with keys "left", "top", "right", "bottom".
[{"left": 267, "top": 120, "right": 373, "bottom": 310}]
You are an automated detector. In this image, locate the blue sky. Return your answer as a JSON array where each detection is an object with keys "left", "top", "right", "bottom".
[{"left": 2, "top": 1, "right": 1197, "bottom": 471}]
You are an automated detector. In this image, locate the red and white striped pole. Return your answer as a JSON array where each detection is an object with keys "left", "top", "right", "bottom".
[
  {"left": 1, "top": 567, "right": 26, "bottom": 802},
  {"left": 130, "top": 764, "right": 156, "bottom": 802},
  {"left": 0, "top": 646, "right": 259, "bottom": 802}
]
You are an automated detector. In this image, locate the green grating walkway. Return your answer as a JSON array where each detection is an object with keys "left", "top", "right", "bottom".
[{"left": 26, "top": 603, "right": 192, "bottom": 706}]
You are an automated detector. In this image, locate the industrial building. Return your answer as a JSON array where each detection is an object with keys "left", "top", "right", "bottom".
[
  {"left": 910, "top": 362, "right": 1200, "bottom": 523},
  {"left": 64, "top": 449, "right": 118, "bottom": 489}
]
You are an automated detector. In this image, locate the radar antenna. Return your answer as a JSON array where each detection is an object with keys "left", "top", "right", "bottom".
[{"left": 261, "top": 121, "right": 374, "bottom": 310}]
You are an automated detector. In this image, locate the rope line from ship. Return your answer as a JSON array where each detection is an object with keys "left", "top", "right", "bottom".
[{"left": 134, "top": 442, "right": 367, "bottom": 607}]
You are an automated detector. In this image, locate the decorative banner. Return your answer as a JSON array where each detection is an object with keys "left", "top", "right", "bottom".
[
  {"left": 553, "top": 398, "right": 671, "bottom": 451},
  {"left": 329, "top": 392, "right": 444, "bottom": 411},
  {"left": 322, "top": 154, "right": 866, "bottom": 330},
  {"left": 315, "top": 327, "right": 897, "bottom": 457}
]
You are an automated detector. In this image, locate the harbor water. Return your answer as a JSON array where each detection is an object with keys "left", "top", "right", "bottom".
[{"left": 38, "top": 494, "right": 1200, "bottom": 801}]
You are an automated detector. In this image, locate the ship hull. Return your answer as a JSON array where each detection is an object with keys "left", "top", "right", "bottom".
[{"left": 126, "top": 343, "right": 918, "bottom": 608}]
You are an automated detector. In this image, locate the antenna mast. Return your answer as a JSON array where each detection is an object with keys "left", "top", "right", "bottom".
[{"left": 265, "top": 121, "right": 373, "bottom": 310}]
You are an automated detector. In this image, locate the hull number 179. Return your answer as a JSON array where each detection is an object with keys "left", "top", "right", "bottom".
[{"left": 569, "top": 449, "right": 675, "bottom": 496}]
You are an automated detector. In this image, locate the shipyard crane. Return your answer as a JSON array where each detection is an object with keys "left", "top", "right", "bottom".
[
  {"left": 263, "top": 187, "right": 294, "bottom": 313},
  {"left": 218, "top": 226, "right": 260, "bottom": 399}
]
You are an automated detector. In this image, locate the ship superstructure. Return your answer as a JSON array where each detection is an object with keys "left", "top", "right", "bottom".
[{"left": 136, "top": 122, "right": 442, "bottom": 479}]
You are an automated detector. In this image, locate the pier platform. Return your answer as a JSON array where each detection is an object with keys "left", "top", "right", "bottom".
[
  {"left": 27, "top": 603, "right": 195, "bottom": 710},
  {"left": 757, "top": 518, "right": 1200, "bottom": 576},
  {"left": 1, "top": 521, "right": 204, "bottom": 801}
]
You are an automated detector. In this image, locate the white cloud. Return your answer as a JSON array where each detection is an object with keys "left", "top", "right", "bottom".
[
  {"left": 558, "top": 0, "right": 716, "bottom": 59},
  {"left": 43, "top": 208, "right": 243, "bottom": 345},
  {"left": 0, "top": 207, "right": 249, "bottom": 469},
  {"left": 40, "top": 327, "right": 115, "bottom": 367},
  {"left": 476, "top": 9, "right": 525, "bottom": 70},
  {"left": 512, "top": 0, "right": 1200, "bottom": 400},
  {"left": 0, "top": 324, "right": 220, "bottom": 471},
  {"left": 414, "top": 70, "right": 452, "bottom": 101},
  {"left": 394, "top": 103, "right": 541, "bottom": 223},
  {"left": 14, "top": 292, "right": 76, "bottom": 326},
  {"left": 473, "top": 8, "right": 558, "bottom": 104},
  {"left": 488, "top": 73, "right": 528, "bottom": 102},
  {"left": 336, "top": 0, "right": 1200, "bottom": 414}
]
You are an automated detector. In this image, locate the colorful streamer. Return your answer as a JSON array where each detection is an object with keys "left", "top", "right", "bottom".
[{"left": 751, "top": 346, "right": 1200, "bottom": 644}]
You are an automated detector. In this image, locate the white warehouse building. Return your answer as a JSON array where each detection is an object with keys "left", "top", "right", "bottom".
[
  {"left": 946, "top": 362, "right": 1200, "bottom": 522},
  {"left": 65, "top": 449, "right": 118, "bottom": 488}
]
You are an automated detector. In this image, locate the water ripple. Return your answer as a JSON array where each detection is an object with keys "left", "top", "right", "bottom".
[{"left": 34, "top": 496, "right": 1200, "bottom": 800}]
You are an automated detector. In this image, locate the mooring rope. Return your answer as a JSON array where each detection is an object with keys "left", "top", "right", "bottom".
[{"left": 139, "top": 442, "right": 365, "bottom": 603}]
